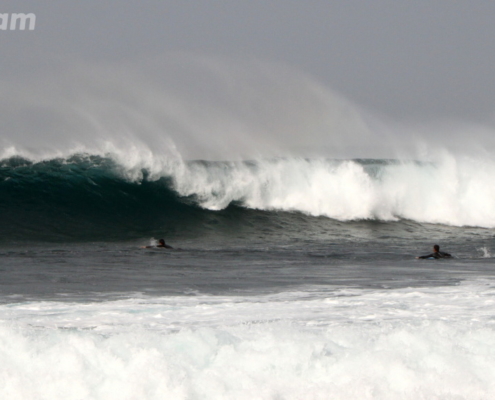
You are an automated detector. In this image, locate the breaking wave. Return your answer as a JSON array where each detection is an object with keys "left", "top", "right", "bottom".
[{"left": 2, "top": 151, "right": 495, "bottom": 241}]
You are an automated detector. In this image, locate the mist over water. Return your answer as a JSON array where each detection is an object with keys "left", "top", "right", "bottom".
[
  {"left": 1, "top": 55, "right": 374, "bottom": 161},
  {"left": 1, "top": 54, "right": 494, "bottom": 165},
  {"left": 5, "top": 54, "right": 494, "bottom": 162}
]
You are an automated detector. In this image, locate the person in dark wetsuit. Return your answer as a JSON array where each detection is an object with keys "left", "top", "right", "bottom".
[
  {"left": 416, "top": 244, "right": 452, "bottom": 259},
  {"left": 142, "top": 238, "right": 174, "bottom": 249}
]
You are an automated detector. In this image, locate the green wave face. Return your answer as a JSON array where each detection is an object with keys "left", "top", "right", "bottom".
[
  {"left": 0, "top": 155, "right": 315, "bottom": 243},
  {"left": 0, "top": 156, "right": 202, "bottom": 242}
]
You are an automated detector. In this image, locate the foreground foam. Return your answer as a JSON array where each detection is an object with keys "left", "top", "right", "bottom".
[{"left": 1, "top": 282, "right": 495, "bottom": 399}]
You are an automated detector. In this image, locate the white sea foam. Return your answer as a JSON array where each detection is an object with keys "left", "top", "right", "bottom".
[
  {"left": 1, "top": 281, "right": 495, "bottom": 399},
  {"left": 168, "top": 152, "right": 495, "bottom": 228},
  {"left": 478, "top": 247, "right": 492, "bottom": 258}
]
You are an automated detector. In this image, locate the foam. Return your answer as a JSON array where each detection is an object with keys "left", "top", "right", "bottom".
[
  {"left": 169, "top": 153, "right": 495, "bottom": 227},
  {"left": 1, "top": 282, "right": 495, "bottom": 399}
]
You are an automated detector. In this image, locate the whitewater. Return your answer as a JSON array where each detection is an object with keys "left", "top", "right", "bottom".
[
  {"left": 1, "top": 282, "right": 495, "bottom": 399},
  {"left": 2, "top": 58, "right": 495, "bottom": 399}
]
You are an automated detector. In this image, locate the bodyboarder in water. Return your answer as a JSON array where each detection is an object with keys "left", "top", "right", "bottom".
[
  {"left": 142, "top": 239, "right": 174, "bottom": 249},
  {"left": 416, "top": 244, "right": 452, "bottom": 259}
]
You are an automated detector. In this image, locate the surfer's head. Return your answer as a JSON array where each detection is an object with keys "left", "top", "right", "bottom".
[
  {"left": 433, "top": 244, "right": 440, "bottom": 252},
  {"left": 158, "top": 239, "right": 165, "bottom": 246}
]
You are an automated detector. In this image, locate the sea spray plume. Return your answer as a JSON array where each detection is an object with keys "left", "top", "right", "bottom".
[
  {"left": 3, "top": 54, "right": 495, "bottom": 164},
  {"left": 357, "top": 106, "right": 495, "bottom": 161},
  {"left": 0, "top": 54, "right": 374, "bottom": 162},
  {"left": 479, "top": 247, "right": 491, "bottom": 258}
]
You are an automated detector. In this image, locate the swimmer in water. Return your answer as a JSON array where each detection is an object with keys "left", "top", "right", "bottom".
[
  {"left": 142, "top": 238, "right": 174, "bottom": 249},
  {"left": 416, "top": 244, "right": 452, "bottom": 259}
]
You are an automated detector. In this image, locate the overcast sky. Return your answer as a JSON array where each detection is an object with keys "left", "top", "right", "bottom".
[{"left": 2, "top": 1, "right": 495, "bottom": 130}]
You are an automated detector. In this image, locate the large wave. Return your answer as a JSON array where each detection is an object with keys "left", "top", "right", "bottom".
[
  {"left": 2, "top": 57, "right": 495, "bottom": 240},
  {"left": 2, "top": 152, "right": 495, "bottom": 241}
]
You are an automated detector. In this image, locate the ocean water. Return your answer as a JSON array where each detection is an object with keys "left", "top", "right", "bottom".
[{"left": 1, "top": 154, "right": 495, "bottom": 399}]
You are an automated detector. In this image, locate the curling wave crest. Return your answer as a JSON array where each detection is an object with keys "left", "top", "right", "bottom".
[{"left": 2, "top": 151, "right": 495, "bottom": 239}]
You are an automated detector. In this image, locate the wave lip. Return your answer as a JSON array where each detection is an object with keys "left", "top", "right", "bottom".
[{"left": 0, "top": 155, "right": 195, "bottom": 241}]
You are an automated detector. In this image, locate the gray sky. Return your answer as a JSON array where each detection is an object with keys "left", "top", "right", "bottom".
[
  {"left": 1, "top": 1, "right": 495, "bottom": 159},
  {"left": 2, "top": 1, "right": 494, "bottom": 122}
]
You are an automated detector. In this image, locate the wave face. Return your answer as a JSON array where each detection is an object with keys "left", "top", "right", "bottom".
[
  {"left": 0, "top": 155, "right": 201, "bottom": 241},
  {"left": 2, "top": 153, "right": 495, "bottom": 241}
]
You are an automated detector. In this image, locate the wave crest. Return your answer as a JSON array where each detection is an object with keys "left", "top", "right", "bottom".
[
  {"left": 171, "top": 154, "right": 495, "bottom": 227},
  {"left": 1, "top": 153, "right": 495, "bottom": 242}
]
